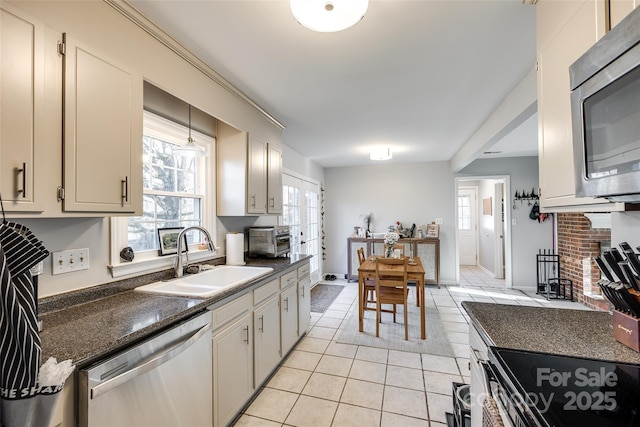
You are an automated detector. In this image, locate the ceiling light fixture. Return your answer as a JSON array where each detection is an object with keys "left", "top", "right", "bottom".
[
  {"left": 173, "top": 104, "right": 207, "bottom": 158},
  {"left": 290, "top": 0, "right": 369, "bottom": 33},
  {"left": 370, "top": 147, "right": 392, "bottom": 161}
]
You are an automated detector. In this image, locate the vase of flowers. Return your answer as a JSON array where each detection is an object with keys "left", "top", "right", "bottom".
[{"left": 384, "top": 231, "right": 399, "bottom": 258}]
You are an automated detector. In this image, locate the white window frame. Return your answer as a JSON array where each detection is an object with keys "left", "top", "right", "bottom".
[{"left": 109, "top": 111, "right": 218, "bottom": 278}]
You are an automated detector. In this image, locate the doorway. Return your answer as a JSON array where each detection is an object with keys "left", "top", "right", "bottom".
[
  {"left": 282, "top": 172, "right": 321, "bottom": 284},
  {"left": 455, "top": 176, "right": 511, "bottom": 288}
]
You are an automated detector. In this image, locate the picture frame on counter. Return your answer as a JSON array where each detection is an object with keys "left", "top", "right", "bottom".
[
  {"left": 426, "top": 223, "right": 439, "bottom": 238},
  {"left": 158, "top": 227, "right": 188, "bottom": 256}
]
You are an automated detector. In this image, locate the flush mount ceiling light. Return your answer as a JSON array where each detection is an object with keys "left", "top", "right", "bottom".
[
  {"left": 370, "top": 147, "right": 392, "bottom": 161},
  {"left": 173, "top": 104, "right": 207, "bottom": 158},
  {"left": 290, "top": 0, "right": 368, "bottom": 32}
]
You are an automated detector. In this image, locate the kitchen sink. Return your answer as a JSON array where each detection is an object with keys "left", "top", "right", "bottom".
[{"left": 134, "top": 265, "right": 274, "bottom": 298}]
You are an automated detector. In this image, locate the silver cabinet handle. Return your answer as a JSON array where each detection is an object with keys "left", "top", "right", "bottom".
[
  {"left": 121, "top": 176, "right": 129, "bottom": 204},
  {"left": 243, "top": 325, "right": 249, "bottom": 344},
  {"left": 90, "top": 322, "right": 210, "bottom": 399},
  {"left": 259, "top": 315, "right": 264, "bottom": 332},
  {"left": 284, "top": 297, "right": 289, "bottom": 312},
  {"left": 250, "top": 194, "right": 256, "bottom": 208},
  {"left": 17, "top": 162, "right": 27, "bottom": 198}
]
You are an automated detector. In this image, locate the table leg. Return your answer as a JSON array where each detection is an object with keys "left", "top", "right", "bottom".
[
  {"left": 358, "top": 274, "right": 364, "bottom": 332},
  {"left": 419, "top": 278, "right": 425, "bottom": 340}
]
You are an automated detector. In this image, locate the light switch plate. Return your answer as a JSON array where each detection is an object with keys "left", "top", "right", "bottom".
[
  {"left": 52, "top": 248, "right": 90, "bottom": 275},
  {"left": 435, "top": 218, "right": 443, "bottom": 225}
]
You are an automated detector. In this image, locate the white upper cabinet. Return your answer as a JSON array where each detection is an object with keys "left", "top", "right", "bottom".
[
  {"left": 536, "top": 0, "right": 624, "bottom": 212},
  {"left": 267, "top": 144, "right": 283, "bottom": 214},
  {"left": 217, "top": 121, "right": 282, "bottom": 216},
  {"left": 609, "top": 0, "right": 640, "bottom": 28},
  {"left": 61, "top": 34, "right": 142, "bottom": 214},
  {"left": 0, "top": 4, "right": 44, "bottom": 212}
]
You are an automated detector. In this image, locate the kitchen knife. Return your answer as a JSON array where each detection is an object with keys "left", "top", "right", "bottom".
[
  {"left": 595, "top": 256, "right": 616, "bottom": 282},
  {"left": 604, "top": 251, "right": 628, "bottom": 285},
  {"left": 617, "top": 285, "right": 640, "bottom": 317},
  {"left": 619, "top": 261, "right": 640, "bottom": 291},
  {"left": 606, "top": 282, "right": 631, "bottom": 312},
  {"left": 611, "top": 248, "right": 625, "bottom": 263},
  {"left": 599, "top": 282, "right": 623, "bottom": 311},
  {"left": 623, "top": 249, "right": 640, "bottom": 279},
  {"left": 620, "top": 242, "right": 634, "bottom": 253},
  {"left": 611, "top": 283, "right": 635, "bottom": 314}
]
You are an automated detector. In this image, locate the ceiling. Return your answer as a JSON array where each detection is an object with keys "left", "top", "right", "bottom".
[{"left": 128, "top": 0, "right": 538, "bottom": 168}]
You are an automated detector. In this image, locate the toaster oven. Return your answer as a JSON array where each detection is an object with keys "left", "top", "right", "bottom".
[{"left": 248, "top": 226, "right": 291, "bottom": 258}]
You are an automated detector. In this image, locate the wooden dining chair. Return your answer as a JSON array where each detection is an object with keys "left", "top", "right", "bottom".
[
  {"left": 357, "top": 247, "right": 377, "bottom": 311},
  {"left": 375, "top": 257, "right": 409, "bottom": 340}
]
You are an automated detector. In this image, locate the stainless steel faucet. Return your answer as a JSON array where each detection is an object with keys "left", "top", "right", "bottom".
[{"left": 175, "top": 226, "right": 217, "bottom": 278}]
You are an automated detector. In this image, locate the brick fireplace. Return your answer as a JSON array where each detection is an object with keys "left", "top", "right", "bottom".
[{"left": 557, "top": 213, "right": 611, "bottom": 311}]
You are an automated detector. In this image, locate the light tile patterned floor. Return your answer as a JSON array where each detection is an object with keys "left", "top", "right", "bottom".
[{"left": 235, "top": 267, "right": 588, "bottom": 427}]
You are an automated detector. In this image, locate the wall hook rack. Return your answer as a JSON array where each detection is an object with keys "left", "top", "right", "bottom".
[{"left": 513, "top": 187, "right": 539, "bottom": 209}]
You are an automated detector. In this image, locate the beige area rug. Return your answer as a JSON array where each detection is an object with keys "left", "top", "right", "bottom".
[{"left": 336, "top": 289, "right": 455, "bottom": 356}]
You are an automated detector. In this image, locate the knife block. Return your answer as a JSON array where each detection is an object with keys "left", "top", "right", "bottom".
[{"left": 613, "top": 310, "right": 640, "bottom": 352}]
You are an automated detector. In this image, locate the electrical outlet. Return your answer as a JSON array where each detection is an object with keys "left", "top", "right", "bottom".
[{"left": 52, "top": 248, "right": 90, "bottom": 275}]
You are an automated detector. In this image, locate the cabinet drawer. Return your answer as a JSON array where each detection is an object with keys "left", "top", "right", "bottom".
[
  {"left": 253, "top": 279, "right": 279, "bottom": 306},
  {"left": 280, "top": 270, "right": 297, "bottom": 289},
  {"left": 297, "top": 262, "right": 310, "bottom": 279},
  {"left": 469, "top": 325, "right": 488, "bottom": 361},
  {"left": 210, "top": 293, "right": 251, "bottom": 330}
]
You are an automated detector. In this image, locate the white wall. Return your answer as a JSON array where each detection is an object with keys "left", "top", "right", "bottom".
[
  {"left": 324, "top": 161, "right": 456, "bottom": 284},
  {"left": 460, "top": 157, "right": 553, "bottom": 289},
  {"left": 611, "top": 212, "right": 640, "bottom": 249},
  {"left": 283, "top": 144, "right": 325, "bottom": 184}
]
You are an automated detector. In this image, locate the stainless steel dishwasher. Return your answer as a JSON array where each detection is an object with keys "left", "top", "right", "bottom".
[{"left": 78, "top": 312, "right": 212, "bottom": 427}]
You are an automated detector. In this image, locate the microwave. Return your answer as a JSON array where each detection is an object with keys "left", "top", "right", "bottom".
[
  {"left": 248, "top": 226, "right": 291, "bottom": 258},
  {"left": 570, "top": 6, "right": 640, "bottom": 203}
]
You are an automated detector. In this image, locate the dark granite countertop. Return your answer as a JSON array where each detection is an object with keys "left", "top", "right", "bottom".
[
  {"left": 39, "top": 254, "right": 310, "bottom": 368},
  {"left": 462, "top": 301, "right": 640, "bottom": 364}
]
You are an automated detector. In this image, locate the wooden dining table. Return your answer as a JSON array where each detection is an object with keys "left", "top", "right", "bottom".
[{"left": 357, "top": 256, "right": 427, "bottom": 339}]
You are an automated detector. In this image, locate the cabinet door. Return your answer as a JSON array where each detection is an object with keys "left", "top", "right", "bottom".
[
  {"left": 537, "top": 0, "right": 622, "bottom": 211},
  {"left": 267, "top": 144, "right": 282, "bottom": 214},
  {"left": 212, "top": 315, "right": 253, "bottom": 427},
  {"left": 280, "top": 284, "right": 299, "bottom": 354},
  {"left": 347, "top": 238, "right": 367, "bottom": 281},
  {"left": 254, "top": 295, "right": 281, "bottom": 387},
  {"left": 298, "top": 276, "right": 311, "bottom": 335},
  {"left": 416, "top": 241, "right": 438, "bottom": 285},
  {"left": 0, "top": 5, "right": 43, "bottom": 212},
  {"left": 62, "top": 33, "right": 142, "bottom": 213},
  {"left": 610, "top": 0, "right": 640, "bottom": 28},
  {"left": 247, "top": 137, "right": 266, "bottom": 214}
]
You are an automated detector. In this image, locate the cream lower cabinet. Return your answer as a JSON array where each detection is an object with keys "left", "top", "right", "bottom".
[
  {"left": 0, "top": 3, "right": 44, "bottom": 212},
  {"left": 211, "top": 294, "right": 253, "bottom": 427},
  {"left": 253, "top": 279, "right": 281, "bottom": 387},
  {"left": 536, "top": 0, "right": 623, "bottom": 212},
  {"left": 61, "top": 33, "right": 142, "bottom": 214},
  {"left": 210, "top": 263, "right": 311, "bottom": 426},
  {"left": 297, "top": 262, "right": 311, "bottom": 335},
  {"left": 281, "top": 281, "right": 299, "bottom": 355}
]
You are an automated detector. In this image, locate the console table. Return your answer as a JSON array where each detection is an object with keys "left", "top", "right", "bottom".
[{"left": 347, "top": 237, "right": 440, "bottom": 288}]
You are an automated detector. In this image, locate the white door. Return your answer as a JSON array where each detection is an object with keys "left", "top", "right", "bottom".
[
  {"left": 458, "top": 187, "right": 478, "bottom": 266},
  {"left": 282, "top": 173, "right": 321, "bottom": 283},
  {"left": 494, "top": 183, "right": 505, "bottom": 279}
]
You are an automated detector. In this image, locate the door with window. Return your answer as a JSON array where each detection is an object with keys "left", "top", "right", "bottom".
[
  {"left": 282, "top": 174, "right": 320, "bottom": 283},
  {"left": 458, "top": 187, "right": 478, "bottom": 266}
]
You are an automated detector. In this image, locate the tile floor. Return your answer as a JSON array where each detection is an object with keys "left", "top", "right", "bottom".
[{"left": 234, "top": 267, "right": 589, "bottom": 427}]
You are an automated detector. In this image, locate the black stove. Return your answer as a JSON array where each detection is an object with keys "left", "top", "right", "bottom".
[{"left": 488, "top": 347, "right": 640, "bottom": 426}]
